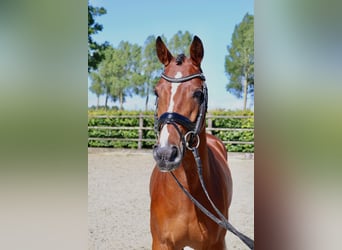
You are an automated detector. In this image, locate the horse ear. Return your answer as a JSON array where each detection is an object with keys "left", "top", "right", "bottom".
[
  {"left": 190, "top": 35, "right": 204, "bottom": 66},
  {"left": 156, "top": 36, "right": 173, "bottom": 66}
]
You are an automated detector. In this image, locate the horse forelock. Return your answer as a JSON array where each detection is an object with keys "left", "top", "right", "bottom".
[{"left": 175, "top": 53, "right": 185, "bottom": 65}]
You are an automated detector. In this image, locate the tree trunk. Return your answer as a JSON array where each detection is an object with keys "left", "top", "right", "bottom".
[
  {"left": 145, "top": 95, "right": 149, "bottom": 111},
  {"left": 243, "top": 73, "right": 248, "bottom": 110},
  {"left": 96, "top": 95, "right": 100, "bottom": 110},
  {"left": 105, "top": 94, "right": 108, "bottom": 111},
  {"left": 145, "top": 84, "right": 150, "bottom": 111},
  {"left": 119, "top": 92, "right": 123, "bottom": 110}
]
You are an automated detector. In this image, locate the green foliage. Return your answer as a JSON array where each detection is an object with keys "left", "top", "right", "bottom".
[
  {"left": 97, "top": 42, "right": 144, "bottom": 110},
  {"left": 88, "top": 110, "right": 156, "bottom": 149},
  {"left": 89, "top": 71, "right": 103, "bottom": 109},
  {"left": 88, "top": 110, "right": 254, "bottom": 152},
  {"left": 209, "top": 110, "right": 254, "bottom": 152},
  {"left": 88, "top": 4, "right": 108, "bottom": 72}
]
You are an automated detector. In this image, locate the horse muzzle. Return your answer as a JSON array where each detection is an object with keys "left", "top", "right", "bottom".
[{"left": 153, "top": 144, "right": 183, "bottom": 172}]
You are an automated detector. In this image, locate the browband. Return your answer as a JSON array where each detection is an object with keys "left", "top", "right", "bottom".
[{"left": 161, "top": 73, "right": 206, "bottom": 83}]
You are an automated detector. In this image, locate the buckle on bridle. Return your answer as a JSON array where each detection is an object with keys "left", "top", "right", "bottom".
[{"left": 184, "top": 131, "right": 200, "bottom": 150}]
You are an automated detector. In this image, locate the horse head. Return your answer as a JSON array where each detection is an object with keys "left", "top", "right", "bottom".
[{"left": 153, "top": 36, "right": 207, "bottom": 172}]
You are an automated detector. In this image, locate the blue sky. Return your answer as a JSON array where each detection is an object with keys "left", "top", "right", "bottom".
[{"left": 88, "top": 0, "right": 254, "bottom": 110}]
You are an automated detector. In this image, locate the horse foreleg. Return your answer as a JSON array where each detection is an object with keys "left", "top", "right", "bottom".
[
  {"left": 152, "top": 238, "right": 176, "bottom": 250},
  {"left": 207, "top": 240, "right": 227, "bottom": 250}
]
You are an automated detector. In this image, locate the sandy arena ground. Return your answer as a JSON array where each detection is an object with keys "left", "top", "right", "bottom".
[{"left": 88, "top": 149, "right": 254, "bottom": 250}]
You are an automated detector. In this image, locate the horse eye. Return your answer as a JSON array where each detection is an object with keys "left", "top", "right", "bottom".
[{"left": 193, "top": 90, "right": 204, "bottom": 104}]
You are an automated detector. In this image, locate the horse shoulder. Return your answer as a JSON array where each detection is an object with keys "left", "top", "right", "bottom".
[
  {"left": 206, "top": 133, "right": 227, "bottom": 160},
  {"left": 206, "top": 133, "right": 232, "bottom": 205}
]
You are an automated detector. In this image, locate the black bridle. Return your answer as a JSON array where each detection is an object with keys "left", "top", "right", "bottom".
[
  {"left": 154, "top": 72, "right": 208, "bottom": 150},
  {"left": 153, "top": 71, "right": 254, "bottom": 249}
]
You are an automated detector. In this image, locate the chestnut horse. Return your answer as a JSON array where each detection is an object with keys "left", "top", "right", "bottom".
[{"left": 150, "top": 36, "right": 233, "bottom": 250}]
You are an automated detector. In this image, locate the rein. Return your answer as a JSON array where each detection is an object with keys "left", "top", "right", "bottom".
[
  {"left": 170, "top": 147, "right": 255, "bottom": 250},
  {"left": 154, "top": 71, "right": 254, "bottom": 250}
]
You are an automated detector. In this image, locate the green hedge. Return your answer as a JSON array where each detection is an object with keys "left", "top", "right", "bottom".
[
  {"left": 209, "top": 110, "right": 254, "bottom": 152},
  {"left": 88, "top": 110, "right": 254, "bottom": 152},
  {"left": 88, "top": 110, "right": 155, "bottom": 149}
]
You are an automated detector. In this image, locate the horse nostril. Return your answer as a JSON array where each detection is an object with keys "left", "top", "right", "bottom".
[
  {"left": 153, "top": 145, "right": 162, "bottom": 159},
  {"left": 153, "top": 145, "right": 167, "bottom": 160},
  {"left": 170, "top": 146, "right": 178, "bottom": 161}
]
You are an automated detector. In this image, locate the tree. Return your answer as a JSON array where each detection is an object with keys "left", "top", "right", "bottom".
[
  {"left": 99, "top": 42, "right": 143, "bottom": 110},
  {"left": 89, "top": 71, "right": 103, "bottom": 110},
  {"left": 225, "top": 13, "right": 254, "bottom": 110},
  {"left": 88, "top": 3, "right": 108, "bottom": 72}
]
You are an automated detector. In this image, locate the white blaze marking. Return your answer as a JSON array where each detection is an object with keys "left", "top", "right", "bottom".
[
  {"left": 167, "top": 72, "right": 182, "bottom": 112},
  {"left": 159, "top": 71, "right": 182, "bottom": 147},
  {"left": 159, "top": 126, "right": 169, "bottom": 147}
]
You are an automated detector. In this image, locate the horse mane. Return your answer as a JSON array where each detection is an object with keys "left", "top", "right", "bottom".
[{"left": 176, "top": 53, "right": 185, "bottom": 65}]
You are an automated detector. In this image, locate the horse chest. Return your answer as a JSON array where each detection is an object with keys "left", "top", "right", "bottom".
[{"left": 152, "top": 190, "right": 209, "bottom": 239}]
